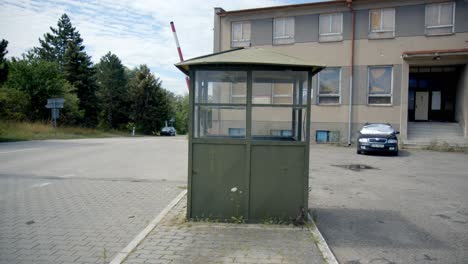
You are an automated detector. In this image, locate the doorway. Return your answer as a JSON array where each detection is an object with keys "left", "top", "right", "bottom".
[{"left": 408, "top": 66, "right": 460, "bottom": 122}]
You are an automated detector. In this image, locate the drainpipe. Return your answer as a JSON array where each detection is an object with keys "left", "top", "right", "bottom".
[{"left": 347, "top": 0, "right": 355, "bottom": 146}]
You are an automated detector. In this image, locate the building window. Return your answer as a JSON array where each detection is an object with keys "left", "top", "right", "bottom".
[
  {"left": 231, "top": 21, "right": 251, "bottom": 47},
  {"left": 228, "top": 128, "right": 246, "bottom": 137},
  {"left": 318, "top": 68, "right": 341, "bottom": 104},
  {"left": 250, "top": 83, "right": 294, "bottom": 104},
  {"left": 319, "top": 13, "right": 343, "bottom": 42},
  {"left": 230, "top": 83, "right": 246, "bottom": 104},
  {"left": 315, "top": 130, "right": 340, "bottom": 143},
  {"left": 369, "top": 8, "right": 395, "bottom": 39},
  {"left": 368, "top": 66, "right": 393, "bottom": 105},
  {"left": 273, "top": 17, "right": 295, "bottom": 45},
  {"left": 272, "top": 83, "right": 293, "bottom": 104},
  {"left": 270, "top": 129, "right": 293, "bottom": 137},
  {"left": 425, "top": 2, "right": 455, "bottom": 36}
]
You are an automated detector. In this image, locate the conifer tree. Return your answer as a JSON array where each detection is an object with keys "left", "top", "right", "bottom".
[
  {"left": 0, "top": 39, "right": 9, "bottom": 84},
  {"left": 95, "top": 52, "right": 130, "bottom": 129},
  {"left": 35, "top": 14, "right": 98, "bottom": 126}
]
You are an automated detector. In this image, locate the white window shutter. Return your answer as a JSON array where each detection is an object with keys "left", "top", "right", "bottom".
[
  {"left": 232, "top": 23, "right": 242, "bottom": 41},
  {"left": 242, "top": 22, "right": 251, "bottom": 41},
  {"left": 426, "top": 5, "right": 439, "bottom": 27},
  {"left": 319, "top": 15, "right": 330, "bottom": 34},
  {"left": 285, "top": 17, "right": 294, "bottom": 37},
  {"left": 439, "top": 3, "right": 453, "bottom": 25},
  {"left": 331, "top": 13, "right": 342, "bottom": 34},
  {"left": 382, "top": 9, "right": 394, "bottom": 31}
]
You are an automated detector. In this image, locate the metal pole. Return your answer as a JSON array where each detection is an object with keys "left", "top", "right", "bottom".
[
  {"left": 347, "top": 1, "right": 355, "bottom": 146},
  {"left": 170, "top": 21, "right": 190, "bottom": 90}
]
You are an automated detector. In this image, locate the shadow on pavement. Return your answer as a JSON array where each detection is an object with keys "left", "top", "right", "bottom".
[
  {"left": 361, "top": 149, "right": 411, "bottom": 157},
  {"left": 310, "top": 207, "right": 446, "bottom": 249}
]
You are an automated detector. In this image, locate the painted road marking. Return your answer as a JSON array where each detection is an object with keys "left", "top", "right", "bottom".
[
  {"left": 0, "top": 148, "right": 40, "bottom": 154},
  {"left": 31, "top": 182, "right": 52, "bottom": 188},
  {"left": 109, "top": 189, "right": 187, "bottom": 264}
]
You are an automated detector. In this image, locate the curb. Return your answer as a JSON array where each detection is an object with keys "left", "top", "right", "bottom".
[
  {"left": 109, "top": 189, "right": 187, "bottom": 264},
  {"left": 307, "top": 212, "right": 339, "bottom": 264}
]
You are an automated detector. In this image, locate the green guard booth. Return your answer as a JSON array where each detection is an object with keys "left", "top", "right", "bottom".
[{"left": 175, "top": 47, "right": 324, "bottom": 222}]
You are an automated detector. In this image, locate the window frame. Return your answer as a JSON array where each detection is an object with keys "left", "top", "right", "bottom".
[
  {"left": 425, "top": 2, "right": 456, "bottom": 36},
  {"left": 273, "top": 17, "right": 295, "bottom": 45},
  {"left": 367, "top": 66, "right": 393, "bottom": 106},
  {"left": 194, "top": 70, "right": 248, "bottom": 139},
  {"left": 319, "top": 12, "right": 344, "bottom": 42},
  {"left": 231, "top": 21, "right": 251, "bottom": 47},
  {"left": 319, "top": 13, "right": 343, "bottom": 36},
  {"left": 317, "top": 67, "right": 341, "bottom": 105},
  {"left": 368, "top": 8, "right": 395, "bottom": 39}
]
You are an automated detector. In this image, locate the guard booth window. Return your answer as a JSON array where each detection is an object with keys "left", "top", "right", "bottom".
[
  {"left": 252, "top": 71, "right": 308, "bottom": 141},
  {"left": 194, "top": 71, "right": 247, "bottom": 138},
  {"left": 194, "top": 70, "right": 308, "bottom": 141}
]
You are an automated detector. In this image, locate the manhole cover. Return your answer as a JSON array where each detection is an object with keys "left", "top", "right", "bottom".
[{"left": 331, "top": 164, "right": 377, "bottom": 171}]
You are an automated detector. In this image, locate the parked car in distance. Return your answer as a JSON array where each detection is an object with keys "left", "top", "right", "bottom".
[
  {"left": 357, "top": 123, "right": 399, "bottom": 156},
  {"left": 160, "top": 126, "right": 176, "bottom": 136}
]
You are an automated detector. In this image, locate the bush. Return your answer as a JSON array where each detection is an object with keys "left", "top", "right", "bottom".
[{"left": 0, "top": 86, "right": 29, "bottom": 121}]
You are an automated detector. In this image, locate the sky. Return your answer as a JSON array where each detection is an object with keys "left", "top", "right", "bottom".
[{"left": 0, "top": 0, "right": 320, "bottom": 95}]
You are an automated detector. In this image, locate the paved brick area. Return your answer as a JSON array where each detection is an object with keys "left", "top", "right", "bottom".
[
  {"left": 123, "top": 195, "right": 324, "bottom": 264},
  {"left": 0, "top": 176, "right": 181, "bottom": 264}
]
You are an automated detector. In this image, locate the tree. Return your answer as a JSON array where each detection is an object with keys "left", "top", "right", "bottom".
[
  {"left": 0, "top": 39, "right": 8, "bottom": 84},
  {"left": 172, "top": 94, "right": 189, "bottom": 134},
  {"left": 34, "top": 14, "right": 98, "bottom": 126},
  {"left": 129, "top": 65, "right": 172, "bottom": 134},
  {"left": 95, "top": 52, "right": 130, "bottom": 129},
  {"left": 4, "top": 58, "right": 81, "bottom": 122},
  {"left": 63, "top": 41, "right": 98, "bottom": 126},
  {"left": 34, "top": 14, "right": 83, "bottom": 67}
]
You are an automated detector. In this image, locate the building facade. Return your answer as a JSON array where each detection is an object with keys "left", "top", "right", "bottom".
[{"left": 212, "top": 0, "right": 468, "bottom": 144}]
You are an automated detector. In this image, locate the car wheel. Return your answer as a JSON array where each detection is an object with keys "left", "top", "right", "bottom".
[{"left": 357, "top": 150, "right": 361, "bottom": 154}]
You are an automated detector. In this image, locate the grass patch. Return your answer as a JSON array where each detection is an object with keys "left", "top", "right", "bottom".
[
  {"left": 0, "top": 121, "right": 130, "bottom": 142},
  {"left": 423, "top": 139, "right": 468, "bottom": 153}
]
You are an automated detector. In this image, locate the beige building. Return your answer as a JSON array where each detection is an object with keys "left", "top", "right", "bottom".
[{"left": 211, "top": 0, "right": 468, "bottom": 145}]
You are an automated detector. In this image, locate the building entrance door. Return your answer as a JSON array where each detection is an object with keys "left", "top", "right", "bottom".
[
  {"left": 415, "top": 91, "right": 429, "bottom": 121},
  {"left": 408, "top": 66, "right": 460, "bottom": 122}
]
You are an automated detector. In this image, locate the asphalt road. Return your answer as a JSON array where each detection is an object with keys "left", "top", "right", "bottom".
[
  {"left": 1, "top": 138, "right": 467, "bottom": 264},
  {"left": 0, "top": 137, "right": 187, "bottom": 264},
  {"left": 0, "top": 137, "right": 188, "bottom": 182},
  {"left": 309, "top": 145, "right": 468, "bottom": 264}
]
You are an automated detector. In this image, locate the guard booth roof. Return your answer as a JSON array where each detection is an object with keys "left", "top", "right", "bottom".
[{"left": 175, "top": 47, "right": 324, "bottom": 75}]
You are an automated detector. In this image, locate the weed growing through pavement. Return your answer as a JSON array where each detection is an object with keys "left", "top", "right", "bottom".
[
  {"left": 102, "top": 247, "right": 107, "bottom": 264},
  {"left": 261, "top": 216, "right": 290, "bottom": 225},
  {"left": 422, "top": 140, "right": 467, "bottom": 152},
  {"left": 312, "top": 209, "right": 318, "bottom": 224},
  {"left": 229, "top": 187, "right": 245, "bottom": 224}
]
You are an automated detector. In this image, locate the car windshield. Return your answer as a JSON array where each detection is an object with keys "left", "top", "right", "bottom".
[
  {"left": 360, "top": 124, "right": 394, "bottom": 135},
  {"left": 162, "top": 127, "right": 171, "bottom": 132}
]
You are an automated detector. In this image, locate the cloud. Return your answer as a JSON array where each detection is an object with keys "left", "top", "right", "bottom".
[{"left": 0, "top": 0, "right": 313, "bottom": 94}]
